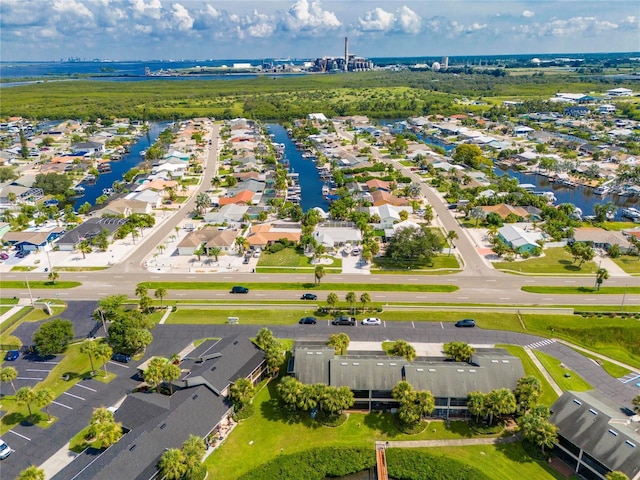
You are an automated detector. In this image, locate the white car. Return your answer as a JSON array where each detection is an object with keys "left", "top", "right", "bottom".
[
  {"left": 0, "top": 439, "right": 12, "bottom": 459},
  {"left": 361, "top": 317, "right": 381, "bottom": 326}
]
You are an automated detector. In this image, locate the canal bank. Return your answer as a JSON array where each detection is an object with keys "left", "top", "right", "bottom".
[
  {"left": 267, "top": 123, "right": 329, "bottom": 212},
  {"left": 73, "top": 121, "right": 169, "bottom": 210}
]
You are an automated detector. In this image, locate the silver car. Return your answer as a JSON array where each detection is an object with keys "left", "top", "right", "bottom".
[
  {"left": 0, "top": 439, "right": 12, "bottom": 460},
  {"left": 361, "top": 317, "right": 381, "bottom": 326}
]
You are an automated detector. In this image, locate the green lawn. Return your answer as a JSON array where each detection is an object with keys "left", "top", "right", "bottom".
[
  {"left": 610, "top": 255, "right": 640, "bottom": 275},
  {"left": 532, "top": 350, "right": 592, "bottom": 392},
  {"left": 141, "top": 281, "right": 458, "bottom": 293},
  {"left": 372, "top": 254, "right": 460, "bottom": 274},
  {"left": 522, "top": 286, "right": 640, "bottom": 294},
  {"left": 0, "top": 280, "right": 82, "bottom": 289},
  {"left": 496, "top": 345, "right": 559, "bottom": 406},
  {"left": 424, "top": 444, "right": 567, "bottom": 480},
  {"left": 494, "top": 248, "right": 598, "bottom": 274},
  {"left": 257, "top": 247, "right": 341, "bottom": 270},
  {"left": 0, "top": 298, "right": 20, "bottom": 305},
  {"left": 206, "top": 377, "right": 504, "bottom": 479}
]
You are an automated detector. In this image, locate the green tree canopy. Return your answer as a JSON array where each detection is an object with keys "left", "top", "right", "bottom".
[{"left": 33, "top": 319, "right": 74, "bottom": 356}]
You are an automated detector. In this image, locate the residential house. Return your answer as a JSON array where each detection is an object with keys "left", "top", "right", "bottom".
[
  {"left": 497, "top": 225, "right": 544, "bottom": 254},
  {"left": 94, "top": 198, "right": 151, "bottom": 218},
  {"left": 513, "top": 125, "right": 534, "bottom": 137},
  {"left": 550, "top": 390, "right": 640, "bottom": 480},
  {"left": 56, "top": 218, "right": 127, "bottom": 251},
  {"left": 564, "top": 106, "right": 590, "bottom": 117},
  {"left": 244, "top": 223, "right": 301, "bottom": 248},
  {"left": 572, "top": 227, "right": 631, "bottom": 253},
  {"left": 313, "top": 223, "right": 362, "bottom": 249},
  {"left": 606, "top": 87, "right": 633, "bottom": 97},
  {"left": 3, "top": 226, "right": 65, "bottom": 252},
  {"left": 219, "top": 190, "right": 254, "bottom": 206},
  {"left": 290, "top": 343, "right": 524, "bottom": 419},
  {"left": 203, "top": 204, "right": 250, "bottom": 226},
  {"left": 370, "top": 190, "right": 410, "bottom": 207},
  {"left": 72, "top": 141, "right": 104, "bottom": 155},
  {"left": 177, "top": 227, "right": 239, "bottom": 256},
  {"left": 365, "top": 179, "right": 391, "bottom": 192},
  {"left": 599, "top": 104, "right": 617, "bottom": 115},
  {"left": 480, "top": 204, "right": 530, "bottom": 220},
  {"left": 0, "top": 185, "right": 44, "bottom": 205}
]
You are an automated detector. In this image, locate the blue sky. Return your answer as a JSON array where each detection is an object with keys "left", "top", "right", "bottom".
[{"left": 1, "top": 0, "right": 638, "bottom": 61}]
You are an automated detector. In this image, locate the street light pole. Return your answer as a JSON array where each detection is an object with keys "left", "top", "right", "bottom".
[
  {"left": 621, "top": 284, "right": 627, "bottom": 312},
  {"left": 26, "top": 275, "right": 34, "bottom": 307}
]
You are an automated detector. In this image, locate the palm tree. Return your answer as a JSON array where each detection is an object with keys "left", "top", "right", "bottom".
[
  {"left": 314, "top": 265, "right": 325, "bottom": 285},
  {"left": 515, "top": 375, "right": 542, "bottom": 413},
  {"left": 135, "top": 284, "right": 148, "bottom": 298},
  {"left": 485, "top": 388, "right": 517, "bottom": 425},
  {"left": 521, "top": 415, "right": 558, "bottom": 453},
  {"left": 632, "top": 394, "right": 640, "bottom": 413},
  {"left": 360, "top": 292, "right": 371, "bottom": 313},
  {"left": 208, "top": 246, "right": 222, "bottom": 262},
  {"left": 345, "top": 291, "right": 356, "bottom": 314},
  {"left": 277, "top": 376, "right": 302, "bottom": 410},
  {"left": 163, "top": 362, "right": 181, "bottom": 395},
  {"left": 326, "top": 292, "right": 339, "bottom": 313},
  {"left": 1, "top": 366, "right": 18, "bottom": 394},
  {"left": 327, "top": 333, "right": 350, "bottom": 355},
  {"left": 388, "top": 340, "right": 416, "bottom": 362},
  {"left": 194, "top": 244, "right": 205, "bottom": 261},
  {"left": 443, "top": 341, "right": 475, "bottom": 362},
  {"left": 195, "top": 193, "right": 211, "bottom": 216},
  {"left": 47, "top": 271, "right": 59, "bottom": 284},
  {"left": 229, "top": 378, "right": 255, "bottom": 410},
  {"left": 154, "top": 288, "right": 168, "bottom": 307},
  {"left": 95, "top": 342, "right": 113, "bottom": 376},
  {"left": 595, "top": 267, "right": 609, "bottom": 291},
  {"left": 77, "top": 240, "right": 92, "bottom": 259},
  {"left": 391, "top": 381, "right": 414, "bottom": 402},
  {"left": 606, "top": 472, "right": 631, "bottom": 480},
  {"left": 36, "top": 388, "right": 54, "bottom": 421},
  {"left": 467, "top": 391, "right": 486, "bottom": 422},
  {"left": 16, "top": 386, "right": 38, "bottom": 422},
  {"left": 79, "top": 339, "right": 100, "bottom": 374},
  {"left": 17, "top": 466, "right": 45, "bottom": 480},
  {"left": 446, "top": 230, "right": 458, "bottom": 256},
  {"left": 469, "top": 206, "right": 486, "bottom": 226},
  {"left": 88, "top": 407, "right": 122, "bottom": 447}
]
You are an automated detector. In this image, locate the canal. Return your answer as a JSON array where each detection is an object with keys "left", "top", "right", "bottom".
[
  {"left": 73, "top": 122, "right": 169, "bottom": 210},
  {"left": 267, "top": 123, "right": 329, "bottom": 212},
  {"left": 494, "top": 166, "right": 639, "bottom": 219}
]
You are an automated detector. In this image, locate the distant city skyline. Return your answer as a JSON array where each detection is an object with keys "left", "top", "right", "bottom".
[{"left": 1, "top": 0, "right": 639, "bottom": 62}]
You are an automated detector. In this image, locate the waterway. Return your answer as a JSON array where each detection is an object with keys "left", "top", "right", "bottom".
[
  {"left": 267, "top": 123, "right": 329, "bottom": 212},
  {"left": 73, "top": 122, "right": 169, "bottom": 210},
  {"left": 494, "top": 166, "right": 639, "bottom": 219}
]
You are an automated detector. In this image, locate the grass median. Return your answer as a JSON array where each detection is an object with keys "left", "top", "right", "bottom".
[
  {"left": 522, "top": 286, "right": 640, "bottom": 294},
  {"left": 532, "top": 350, "right": 592, "bottom": 392},
  {"left": 140, "top": 281, "right": 458, "bottom": 293},
  {"left": 0, "top": 280, "right": 81, "bottom": 289}
]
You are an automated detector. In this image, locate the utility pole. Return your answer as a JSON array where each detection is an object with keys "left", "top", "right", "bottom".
[
  {"left": 26, "top": 276, "right": 34, "bottom": 307},
  {"left": 620, "top": 284, "right": 627, "bottom": 312}
]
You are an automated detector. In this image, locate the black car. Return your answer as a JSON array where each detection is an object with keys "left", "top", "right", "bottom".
[
  {"left": 332, "top": 316, "right": 356, "bottom": 326},
  {"left": 301, "top": 293, "right": 317, "bottom": 300},
  {"left": 111, "top": 353, "right": 132, "bottom": 363},
  {"left": 230, "top": 286, "right": 249, "bottom": 294},
  {"left": 299, "top": 316, "right": 317, "bottom": 325},
  {"left": 455, "top": 319, "right": 476, "bottom": 328}
]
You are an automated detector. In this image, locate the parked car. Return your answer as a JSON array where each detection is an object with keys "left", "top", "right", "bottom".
[
  {"left": 0, "top": 439, "right": 11, "bottom": 460},
  {"left": 230, "top": 286, "right": 249, "bottom": 294},
  {"left": 15, "top": 250, "right": 30, "bottom": 258},
  {"left": 4, "top": 350, "right": 19, "bottom": 361},
  {"left": 455, "top": 319, "right": 476, "bottom": 328},
  {"left": 361, "top": 317, "right": 381, "bottom": 326},
  {"left": 253, "top": 248, "right": 261, "bottom": 258},
  {"left": 111, "top": 353, "right": 132, "bottom": 363},
  {"left": 301, "top": 293, "right": 317, "bottom": 300},
  {"left": 0, "top": 253, "right": 8, "bottom": 260},
  {"left": 299, "top": 316, "right": 317, "bottom": 325},
  {"left": 351, "top": 247, "right": 361, "bottom": 256},
  {"left": 332, "top": 316, "right": 356, "bottom": 326}
]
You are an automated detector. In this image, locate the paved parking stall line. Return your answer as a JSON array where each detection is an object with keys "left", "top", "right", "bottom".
[
  {"left": 52, "top": 400, "right": 73, "bottom": 410},
  {"left": 26, "top": 369, "right": 53, "bottom": 372},
  {"left": 108, "top": 361, "right": 130, "bottom": 368},
  {"left": 75, "top": 383, "right": 97, "bottom": 392},
  {"left": 9, "top": 430, "right": 31, "bottom": 441},
  {"left": 39, "top": 361, "right": 60, "bottom": 365},
  {"left": 63, "top": 391, "right": 85, "bottom": 401},
  {"left": 17, "top": 376, "right": 44, "bottom": 381}
]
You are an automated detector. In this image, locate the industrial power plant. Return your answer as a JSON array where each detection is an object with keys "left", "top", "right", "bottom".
[{"left": 309, "top": 37, "right": 374, "bottom": 73}]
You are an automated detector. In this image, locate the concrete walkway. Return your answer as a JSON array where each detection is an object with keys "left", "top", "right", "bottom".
[
  {"left": 523, "top": 347, "right": 564, "bottom": 396},
  {"left": 0, "top": 297, "right": 31, "bottom": 327},
  {"left": 377, "top": 433, "right": 520, "bottom": 449}
]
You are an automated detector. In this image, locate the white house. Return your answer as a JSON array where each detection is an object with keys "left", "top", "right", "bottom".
[
  {"left": 513, "top": 125, "right": 534, "bottom": 137},
  {"left": 598, "top": 104, "right": 616, "bottom": 114},
  {"left": 606, "top": 87, "right": 632, "bottom": 97},
  {"left": 313, "top": 225, "right": 362, "bottom": 249}
]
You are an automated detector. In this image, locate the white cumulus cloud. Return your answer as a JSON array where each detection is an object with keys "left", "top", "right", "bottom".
[
  {"left": 522, "top": 10, "right": 535, "bottom": 18},
  {"left": 358, "top": 7, "right": 395, "bottom": 32},
  {"left": 171, "top": 3, "right": 193, "bottom": 32},
  {"left": 282, "top": 0, "right": 341, "bottom": 33},
  {"left": 397, "top": 6, "right": 421, "bottom": 34},
  {"left": 131, "top": 0, "right": 162, "bottom": 20}
]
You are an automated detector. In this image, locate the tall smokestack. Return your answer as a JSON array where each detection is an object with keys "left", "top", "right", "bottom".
[{"left": 344, "top": 36, "right": 349, "bottom": 71}]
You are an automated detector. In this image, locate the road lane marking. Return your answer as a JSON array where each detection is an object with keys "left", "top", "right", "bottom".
[
  {"left": 524, "top": 280, "right": 535, "bottom": 283},
  {"left": 77, "top": 276, "right": 87, "bottom": 278},
  {"left": 63, "top": 392, "right": 85, "bottom": 401},
  {"left": 441, "top": 322, "right": 444, "bottom": 329},
  {"left": 9, "top": 430, "right": 31, "bottom": 441},
  {"left": 114, "top": 276, "right": 123, "bottom": 279},
  {"left": 457, "top": 296, "right": 469, "bottom": 299},
  {"left": 52, "top": 400, "right": 73, "bottom": 410},
  {"left": 564, "top": 280, "right": 576, "bottom": 283},
  {"left": 17, "top": 376, "right": 43, "bottom": 381},
  {"left": 499, "top": 297, "right": 510, "bottom": 300},
  {"left": 486, "top": 280, "right": 496, "bottom": 282},
  {"left": 26, "top": 369, "right": 52, "bottom": 372},
  {"left": 543, "top": 298, "right": 553, "bottom": 301},
  {"left": 75, "top": 383, "right": 97, "bottom": 392},
  {"left": 411, "top": 321, "right": 415, "bottom": 328}
]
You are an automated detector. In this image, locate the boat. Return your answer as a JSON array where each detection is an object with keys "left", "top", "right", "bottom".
[
  {"left": 321, "top": 185, "right": 330, "bottom": 196},
  {"left": 606, "top": 210, "right": 616, "bottom": 221},
  {"left": 102, "top": 188, "right": 114, "bottom": 196},
  {"left": 140, "top": 149, "right": 147, "bottom": 157},
  {"left": 98, "top": 163, "right": 112, "bottom": 173},
  {"left": 621, "top": 207, "right": 640, "bottom": 220},
  {"left": 570, "top": 207, "right": 583, "bottom": 220},
  {"left": 72, "top": 186, "right": 85, "bottom": 195},
  {"left": 594, "top": 185, "right": 611, "bottom": 195},
  {"left": 534, "top": 191, "right": 556, "bottom": 203}
]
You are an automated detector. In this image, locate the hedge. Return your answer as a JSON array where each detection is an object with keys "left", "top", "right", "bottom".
[
  {"left": 386, "top": 449, "right": 491, "bottom": 480},
  {"left": 236, "top": 446, "right": 375, "bottom": 480}
]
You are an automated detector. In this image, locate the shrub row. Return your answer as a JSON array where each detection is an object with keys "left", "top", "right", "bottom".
[
  {"left": 236, "top": 446, "right": 374, "bottom": 480},
  {"left": 386, "top": 449, "right": 491, "bottom": 480},
  {"left": 576, "top": 311, "right": 640, "bottom": 319}
]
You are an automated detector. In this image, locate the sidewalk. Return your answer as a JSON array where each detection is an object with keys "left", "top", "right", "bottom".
[
  {"left": 376, "top": 433, "right": 520, "bottom": 449},
  {"left": 0, "top": 297, "right": 31, "bottom": 327},
  {"left": 523, "top": 347, "right": 563, "bottom": 396}
]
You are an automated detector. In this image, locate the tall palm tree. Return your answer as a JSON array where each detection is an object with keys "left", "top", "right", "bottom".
[
  {"left": 36, "top": 389, "right": 54, "bottom": 421},
  {"left": 17, "top": 466, "right": 45, "bottom": 480},
  {"left": 1, "top": 366, "right": 18, "bottom": 394},
  {"left": 467, "top": 391, "right": 486, "bottom": 422},
  {"left": 16, "top": 386, "right": 38, "bottom": 422},
  {"left": 77, "top": 240, "right": 92, "bottom": 259},
  {"left": 345, "top": 291, "right": 356, "bottom": 314},
  {"left": 95, "top": 343, "right": 113, "bottom": 376},
  {"left": 154, "top": 288, "right": 168, "bottom": 307},
  {"left": 360, "top": 293, "right": 371, "bottom": 313},
  {"left": 446, "top": 230, "right": 458, "bottom": 256},
  {"left": 80, "top": 340, "right": 98, "bottom": 374},
  {"left": 229, "top": 378, "right": 255, "bottom": 410},
  {"left": 595, "top": 267, "right": 609, "bottom": 291},
  {"left": 47, "top": 271, "right": 59, "bottom": 284},
  {"left": 632, "top": 394, "right": 640, "bottom": 413},
  {"left": 314, "top": 265, "right": 325, "bottom": 285},
  {"left": 326, "top": 292, "right": 338, "bottom": 313},
  {"left": 485, "top": 388, "right": 517, "bottom": 425},
  {"left": 135, "top": 284, "right": 148, "bottom": 298}
]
